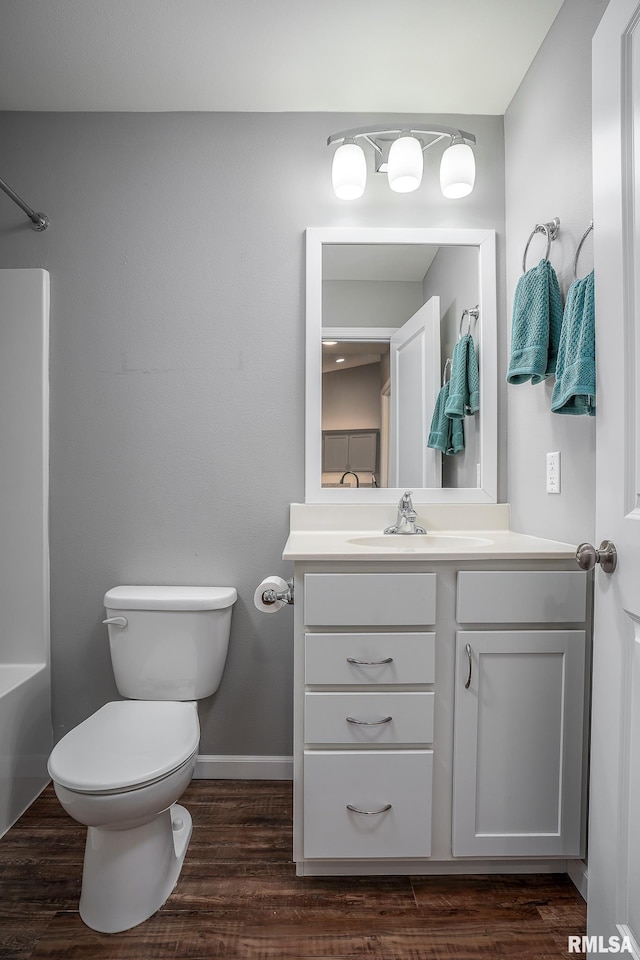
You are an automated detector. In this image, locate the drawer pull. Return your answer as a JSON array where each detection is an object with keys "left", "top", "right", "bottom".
[
  {"left": 346, "top": 803, "right": 392, "bottom": 816},
  {"left": 346, "top": 715, "right": 393, "bottom": 726},
  {"left": 346, "top": 656, "right": 393, "bottom": 665},
  {"left": 465, "top": 642, "right": 473, "bottom": 689}
]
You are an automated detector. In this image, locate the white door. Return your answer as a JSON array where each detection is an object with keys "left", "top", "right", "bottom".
[
  {"left": 589, "top": 0, "right": 640, "bottom": 951},
  {"left": 389, "top": 297, "right": 441, "bottom": 488}
]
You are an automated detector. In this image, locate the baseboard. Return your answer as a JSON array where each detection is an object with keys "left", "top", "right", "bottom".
[
  {"left": 566, "top": 858, "right": 588, "bottom": 901},
  {"left": 194, "top": 754, "right": 293, "bottom": 780}
]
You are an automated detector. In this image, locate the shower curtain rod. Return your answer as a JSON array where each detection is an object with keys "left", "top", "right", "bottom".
[{"left": 0, "top": 177, "right": 49, "bottom": 231}]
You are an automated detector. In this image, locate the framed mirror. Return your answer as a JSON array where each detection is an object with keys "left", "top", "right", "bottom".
[{"left": 305, "top": 227, "right": 497, "bottom": 503}]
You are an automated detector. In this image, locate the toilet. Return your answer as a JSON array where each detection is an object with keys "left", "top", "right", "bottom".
[{"left": 47, "top": 584, "right": 237, "bottom": 934}]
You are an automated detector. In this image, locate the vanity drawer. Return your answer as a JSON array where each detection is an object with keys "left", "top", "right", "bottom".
[
  {"left": 304, "top": 692, "right": 434, "bottom": 745},
  {"left": 304, "top": 632, "right": 435, "bottom": 685},
  {"left": 456, "top": 571, "right": 587, "bottom": 624},
  {"left": 303, "top": 749, "right": 432, "bottom": 859},
  {"left": 304, "top": 573, "right": 436, "bottom": 627}
]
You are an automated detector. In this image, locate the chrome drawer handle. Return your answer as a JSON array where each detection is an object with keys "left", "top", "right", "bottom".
[
  {"left": 465, "top": 642, "right": 472, "bottom": 689},
  {"left": 346, "top": 657, "right": 393, "bottom": 665},
  {"left": 346, "top": 715, "right": 392, "bottom": 726},
  {"left": 346, "top": 803, "right": 392, "bottom": 816}
]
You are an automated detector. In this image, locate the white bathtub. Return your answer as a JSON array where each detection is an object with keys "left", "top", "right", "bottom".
[{"left": 0, "top": 664, "right": 51, "bottom": 837}]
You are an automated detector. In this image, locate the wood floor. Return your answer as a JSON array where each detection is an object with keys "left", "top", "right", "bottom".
[{"left": 0, "top": 780, "right": 586, "bottom": 960}]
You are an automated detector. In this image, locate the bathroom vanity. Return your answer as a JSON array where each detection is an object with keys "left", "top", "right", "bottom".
[{"left": 283, "top": 503, "right": 590, "bottom": 878}]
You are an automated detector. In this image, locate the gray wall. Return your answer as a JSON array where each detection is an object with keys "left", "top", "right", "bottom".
[
  {"left": 504, "top": 0, "right": 608, "bottom": 544},
  {"left": 0, "top": 111, "right": 505, "bottom": 756}
]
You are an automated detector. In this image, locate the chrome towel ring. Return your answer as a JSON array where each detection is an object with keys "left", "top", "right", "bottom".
[
  {"left": 458, "top": 305, "right": 479, "bottom": 339},
  {"left": 522, "top": 217, "right": 560, "bottom": 273},
  {"left": 573, "top": 220, "right": 594, "bottom": 280}
]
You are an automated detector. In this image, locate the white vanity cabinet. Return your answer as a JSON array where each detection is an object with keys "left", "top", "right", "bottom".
[{"left": 291, "top": 559, "right": 590, "bottom": 877}]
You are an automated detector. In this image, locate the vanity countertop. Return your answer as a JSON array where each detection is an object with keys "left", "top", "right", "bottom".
[{"left": 282, "top": 503, "right": 578, "bottom": 561}]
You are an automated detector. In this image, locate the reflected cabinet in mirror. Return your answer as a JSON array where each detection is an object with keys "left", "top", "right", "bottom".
[{"left": 305, "top": 227, "right": 497, "bottom": 503}]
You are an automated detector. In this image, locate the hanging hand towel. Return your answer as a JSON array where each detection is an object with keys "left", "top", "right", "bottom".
[
  {"left": 427, "top": 382, "right": 465, "bottom": 455},
  {"left": 551, "top": 270, "right": 595, "bottom": 416},
  {"left": 444, "top": 334, "right": 480, "bottom": 419},
  {"left": 506, "top": 259, "right": 563, "bottom": 384}
]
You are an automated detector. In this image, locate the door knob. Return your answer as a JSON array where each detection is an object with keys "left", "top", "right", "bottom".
[{"left": 576, "top": 540, "right": 617, "bottom": 574}]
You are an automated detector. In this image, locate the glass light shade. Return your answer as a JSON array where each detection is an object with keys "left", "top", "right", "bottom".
[
  {"left": 331, "top": 142, "right": 367, "bottom": 199},
  {"left": 440, "top": 141, "right": 476, "bottom": 198},
  {"left": 387, "top": 136, "right": 423, "bottom": 193}
]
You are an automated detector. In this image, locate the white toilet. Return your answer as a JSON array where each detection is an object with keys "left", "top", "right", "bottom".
[{"left": 47, "top": 584, "right": 237, "bottom": 934}]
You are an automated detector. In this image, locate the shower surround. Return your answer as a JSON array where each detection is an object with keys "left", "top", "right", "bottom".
[{"left": 0, "top": 269, "right": 51, "bottom": 836}]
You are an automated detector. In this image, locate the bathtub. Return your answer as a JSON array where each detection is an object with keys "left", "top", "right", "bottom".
[{"left": 0, "top": 664, "right": 51, "bottom": 837}]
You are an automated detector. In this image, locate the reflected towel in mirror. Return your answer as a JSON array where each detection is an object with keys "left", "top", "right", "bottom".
[
  {"left": 444, "top": 334, "right": 479, "bottom": 419},
  {"left": 428, "top": 382, "right": 465, "bottom": 455}
]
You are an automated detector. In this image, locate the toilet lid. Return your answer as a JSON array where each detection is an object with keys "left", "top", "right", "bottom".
[{"left": 48, "top": 701, "right": 200, "bottom": 793}]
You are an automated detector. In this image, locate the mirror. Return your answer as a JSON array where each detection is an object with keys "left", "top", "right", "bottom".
[{"left": 305, "top": 227, "right": 497, "bottom": 503}]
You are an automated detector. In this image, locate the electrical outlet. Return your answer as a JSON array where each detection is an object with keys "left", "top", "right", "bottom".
[{"left": 546, "top": 451, "right": 561, "bottom": 494}]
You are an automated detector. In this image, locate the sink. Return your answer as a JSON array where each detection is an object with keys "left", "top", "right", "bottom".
[{"left": 347, "top": 534, "right": 493, "bottom": 550}]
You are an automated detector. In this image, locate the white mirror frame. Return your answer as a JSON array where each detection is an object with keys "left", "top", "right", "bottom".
[{"left": 305, "top": 227, "right": 497, "bottom": 504}]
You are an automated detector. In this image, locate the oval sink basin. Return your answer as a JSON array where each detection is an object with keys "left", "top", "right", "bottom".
[{"left": 347, "top": 534, "right": 493, "bottom": 550}]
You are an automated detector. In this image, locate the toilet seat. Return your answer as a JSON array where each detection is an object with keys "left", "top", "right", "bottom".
[{"left": 48, "top": 701, "right": 200, "bottom": 794}]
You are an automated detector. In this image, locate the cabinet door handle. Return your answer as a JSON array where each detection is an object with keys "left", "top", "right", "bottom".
[
  {"left": 464, "top": 643, "right": 473, "bottom": 689},
  {"left": 346, "top": 803, "right": 392, "bottom": 816},
  {"left": 346, "top": 715, "right": 392, "bottom": 725},
  {"left": 346, "top": 657, "right": 393, "bottom": 665}
]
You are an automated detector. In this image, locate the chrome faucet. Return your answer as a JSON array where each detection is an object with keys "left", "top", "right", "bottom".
[
  {"left": 384, "top": 491, "right": 427, "bottom": 535},
  {"left": 340, "top": 471, "right": 360, "bottom": 488}
]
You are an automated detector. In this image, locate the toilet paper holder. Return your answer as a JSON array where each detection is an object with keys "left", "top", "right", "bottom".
[{"left": 262, "top": 579, "right": 294, "bottom": 606}]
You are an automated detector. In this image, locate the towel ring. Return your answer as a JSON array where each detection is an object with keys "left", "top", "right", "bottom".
[
  {"left": 458, "top": 306, "right": 479, "bottom": 339},
  {"left": 573, "top": 220, "right": 594, "bottom": 280},
  {"left": 442, "top": 357, "right": 452, "bottom": 386},
  {"left": 522, "top": 217, "right": 560, "bottom": 273}
]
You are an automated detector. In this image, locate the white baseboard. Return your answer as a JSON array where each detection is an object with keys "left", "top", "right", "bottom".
[
  {"left": 194, "top": 754, "right": 293, "bottom": 780},
  {"left": 567, "top": 858, "right": 588, "bottom": 901}
]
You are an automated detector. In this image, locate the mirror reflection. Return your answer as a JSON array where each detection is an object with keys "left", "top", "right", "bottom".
[
  {"left": 321, "top": 243, "right": 480, "bottom": 490},
  {"left": 305, "top": 227, "right": 497, "bottom": 504}
]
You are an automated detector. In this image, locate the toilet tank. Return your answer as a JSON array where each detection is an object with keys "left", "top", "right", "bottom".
[{"left": 103, "top": 585, "right": 237, "bottom": 701}]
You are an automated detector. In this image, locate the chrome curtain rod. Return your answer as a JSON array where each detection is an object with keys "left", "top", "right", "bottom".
[{"left": 0, "top": 177, "right": 49, "bottom": 231}]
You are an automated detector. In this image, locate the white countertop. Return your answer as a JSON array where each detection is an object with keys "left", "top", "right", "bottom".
[{"left": 282, "top": 503, "right": 578, "bottom": 561}]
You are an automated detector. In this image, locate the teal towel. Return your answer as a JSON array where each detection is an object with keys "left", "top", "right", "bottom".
[
  {"left": 428, "top": 382, "right": 465, "bottom": 455},
  {"left": 444, "top": 334, "right": 479, "bottom": 419},
  {"left": 551, "top": 270, "right": 595, "bottom": 416},
  {"left": 506, "top": 259, "right": 563, "bottom": 384}
]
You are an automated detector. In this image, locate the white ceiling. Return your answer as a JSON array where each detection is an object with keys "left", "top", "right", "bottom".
[
  {"left": 0, "top": 0, "right": 564, "bottom": 113},
  {"left": 323, "top": 244, "right": 439, "bottom": 282}
]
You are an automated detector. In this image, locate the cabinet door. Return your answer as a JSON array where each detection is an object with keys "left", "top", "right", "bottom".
[
  {"left": 322, "top": 433, "right": 350, "bottom": 472},
  {"left": 452, "top": 630, "right": 586, "bottom": 858},
  {"left": 348, "top": 432, "right": 378, "bottom": 472}
]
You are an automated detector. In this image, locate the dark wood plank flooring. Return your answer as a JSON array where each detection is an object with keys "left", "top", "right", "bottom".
[{"left": 0, "top": 780, "right": 586, "bottom": 960}]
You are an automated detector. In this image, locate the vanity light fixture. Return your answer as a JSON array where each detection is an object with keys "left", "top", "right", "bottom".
[{"left": 328, "top": 123, "right": 476, "bottom": 201}]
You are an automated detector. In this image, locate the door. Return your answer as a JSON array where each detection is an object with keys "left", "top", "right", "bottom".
[
  {"left": 589, "top": 0, "right": 640, "bottom": 950},
  {"left": 389, "top": 297, "right": 441, "bottom": 488},
  {"left": 452, "top": 631, "right": 585, "bottom": 858}
]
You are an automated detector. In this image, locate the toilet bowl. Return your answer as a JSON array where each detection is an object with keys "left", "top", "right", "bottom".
[
  {"left": 49, "top": 700, "right": 199, "bottom": 933},
  {"left": 47, "top": 585, "right": 236, "bottom": 933}
]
